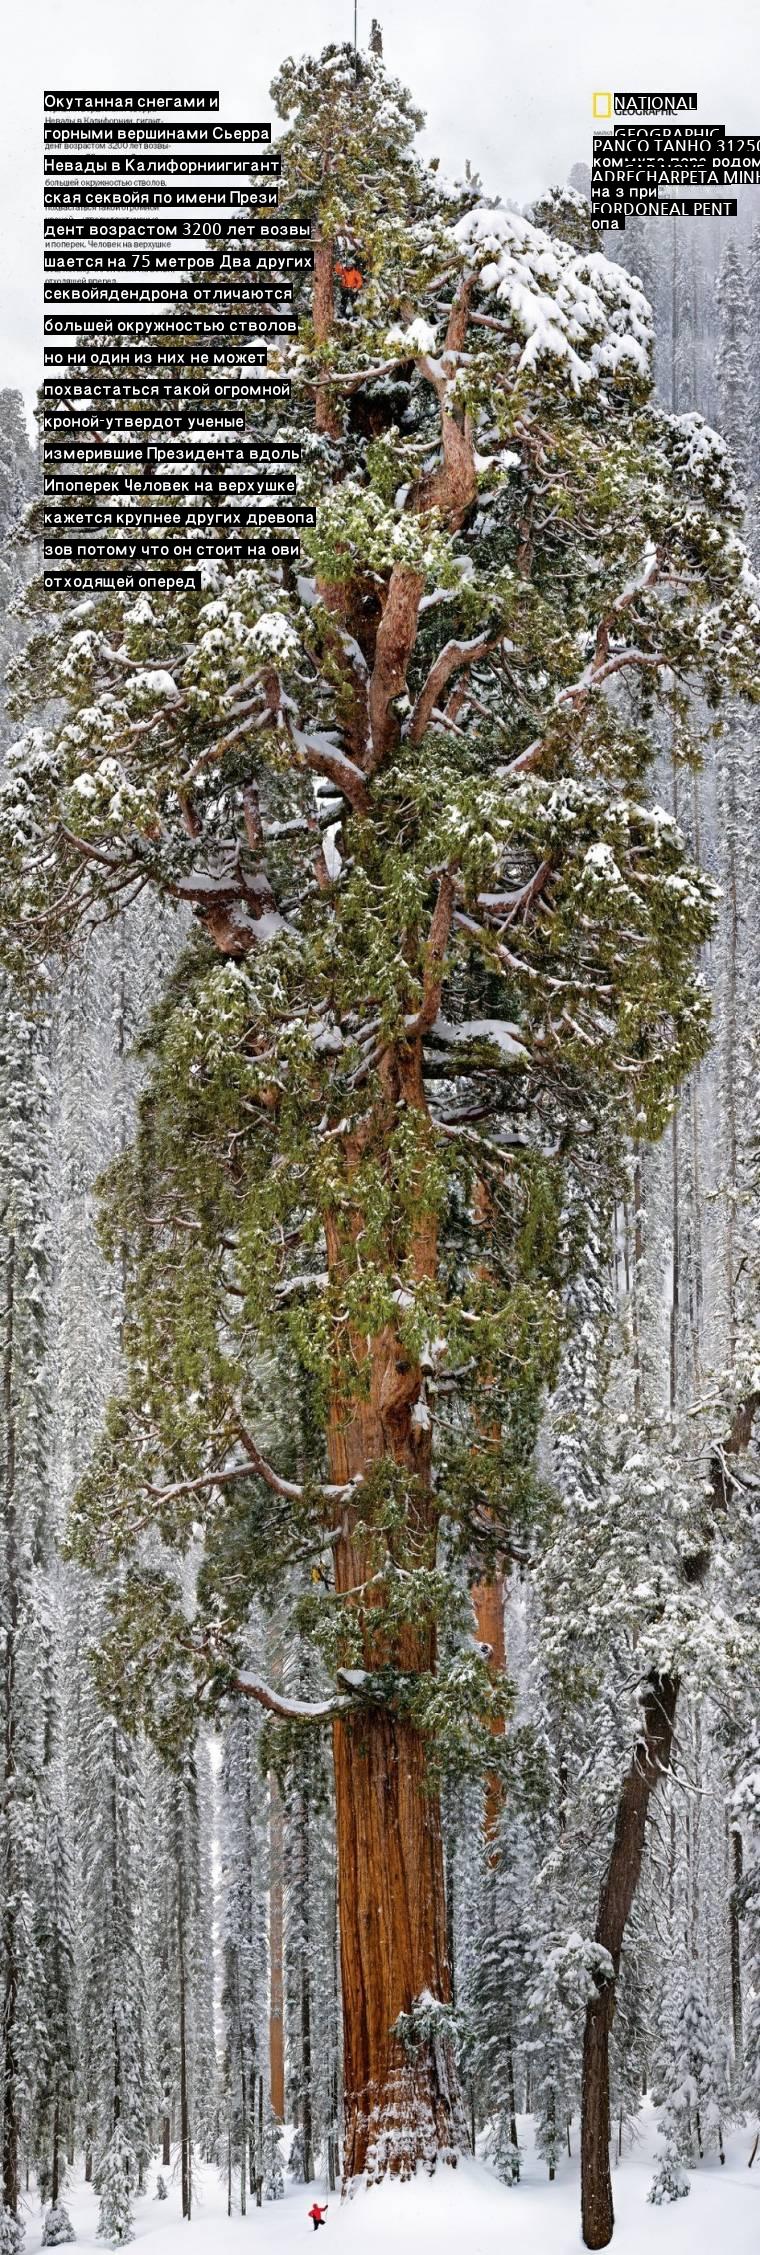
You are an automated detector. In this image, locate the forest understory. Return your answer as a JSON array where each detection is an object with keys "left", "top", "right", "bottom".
[{"left": 11, "top": 2120, "right": 760, "bottom": 2255}]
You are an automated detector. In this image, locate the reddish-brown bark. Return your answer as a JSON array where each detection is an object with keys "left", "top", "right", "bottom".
[
  {"left": 367, "top": 569, "right": 425, "bottom": 772},
  {"left": 206, "top": 244, "right": 488, "bottom": 2179},
  {"left": 323, "top": 1062, "right": 467, "bottom": 2178},
  {"left": 313, "top": 232, "right": 341, "bottom": 439},
  {"left": 332, "top": 1700, "right": 462, "bottom": 2179}
]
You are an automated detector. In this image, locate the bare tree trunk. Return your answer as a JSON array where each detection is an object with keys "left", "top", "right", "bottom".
[
  {"left": 162, "top": 2116, "right": 171, "bottom": 2168},
  {"left": 178, "top": 1866, "right": 191, "bottom": 2220},
  {"left": 670, "top": 1112, "right": 679, "bottom": 1411},
  {"left": 330, "top": 1469, "right": 462, "bottom": 2175},
  {"left": 507, "top": 2038, "right": 518, "bottom": 2165},
  {"left": 730, "top": 1817, "right": 744, "bottom": 2078},
  {"left": 689, "top": 1702, "right": 702, "bottom": 1965},
  {"left": 239, "top": 2061, "right": 247, "bottom": 2218},
  {"left": 581, "top": 1673, "right": 679, "bottom": 2249},
  {"left": 269, "top": 1773, "right": 285, "bottom": 2121},
  {"left": 51, "top": 2093, "right": 61, "bottom": 2208}
]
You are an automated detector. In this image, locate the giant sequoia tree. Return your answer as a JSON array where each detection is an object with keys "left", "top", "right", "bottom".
[{"left": 2, "top": 41, "right": 759, "bottom": 2185}]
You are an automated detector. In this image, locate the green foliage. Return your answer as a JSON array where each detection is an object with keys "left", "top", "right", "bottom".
[{"left": 4, "top": 37, "right": 759, "bottom": 1771}]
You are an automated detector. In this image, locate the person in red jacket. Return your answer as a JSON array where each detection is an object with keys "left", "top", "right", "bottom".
[
  {"left": 308, "top": 2201, "right": 328, "bottom": 2230},
  {"left": 334, "top": 260, "right": 363, "bottom": 315}
]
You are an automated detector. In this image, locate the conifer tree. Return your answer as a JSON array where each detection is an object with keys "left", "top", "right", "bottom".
[
  {"left": 41, "top": 2206, "right": 75, "bottom": 2247},
  {"left": 263, "top": 2106, "right": 285, "bottom": 2200},
  {"left": 3, "top": 37, "right": 759, "bottom": 2189},
  {"left": 650, "top": 1963, "right": 729, "bottom": 2196},
  {"left": 75, "top": 1669, "right": 151, "bottom": 2188},
  {"left": 0, "top": 395, "right": 34, "bottom": 544},
  {"left": 715, "top": 240, "right": 751, "bottom": 484},
  {"left": 0, "top": 980, "right": 72, "bottom": 2220},
  {"left": 96, "top": 2121, "right": 136, "bottom": 2246},
  {"left": 220, "top": 1689, "right": 268, "bottom": 2213}
]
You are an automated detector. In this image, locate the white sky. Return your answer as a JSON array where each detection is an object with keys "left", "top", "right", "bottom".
[{"left": 2, "top": 0, "right": 759, "bottom": 425}]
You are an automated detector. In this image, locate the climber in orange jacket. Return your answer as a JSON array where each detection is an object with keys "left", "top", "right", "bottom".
[{"left": 335, "top": 260, "right": 363, "bottom": 315}]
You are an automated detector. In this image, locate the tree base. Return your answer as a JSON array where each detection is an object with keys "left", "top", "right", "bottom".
[{"left": 343, "top": 2046, "right": 468, "bottom": 2184}]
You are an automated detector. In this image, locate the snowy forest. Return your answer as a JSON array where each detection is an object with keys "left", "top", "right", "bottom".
[{"left": 1, "top": 35, "right": 760, "bottom": 2255}]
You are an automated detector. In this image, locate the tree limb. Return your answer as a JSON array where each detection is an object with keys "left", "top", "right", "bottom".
[
  {"left": 405, "top": 872, "right": 456, "bottom": 1037},
  {"left": 407, "top": 631, "right": 502, "bottom": 746},
  {"left": 234, "top": 1412, "right": 361, "bottom": 1505},
  {"left": 234, "top": 1672, "right": 355, "bottom": 1721},
  {"left": 366, "top": 566, "right": 425, "bottom": 772}
]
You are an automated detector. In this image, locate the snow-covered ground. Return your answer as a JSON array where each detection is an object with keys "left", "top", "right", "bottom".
[{"left": 22, "top": 2109, "right": 760, "bottom": 2255}]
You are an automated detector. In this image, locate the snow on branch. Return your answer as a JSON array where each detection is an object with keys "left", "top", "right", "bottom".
[
  {"left": 407, "top": 631, "right": 502, "bottom": 746},
  {"left": 234, "top": 1673, "right": 356, "bottom": 1722},
  {"left": 427, "top": 1015, "right": 528, "bottom": 1062},
  {"left": 233, "top": 1410, "right": 362, "bottom": 1507},
  {"left": 289, "top": 726, "right": 370, "bottom": 813},
  {"left": 452, "top": 205, "right": 653, "bottom": 391}
]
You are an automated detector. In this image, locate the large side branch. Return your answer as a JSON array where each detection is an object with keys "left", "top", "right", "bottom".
[
  {"left": 234, "top": 1413, "right": 361, "bottom": 1506},
  {"left": 366, "top": 566, "right": 425, "bottom": 772},
  {"left": 234, "top": 1672, "right": 355, "bottom": 1721},
  {"left": 413, "top": 277, "right": 478, "bottom": 527},
  {"left": 405, "top": 873, "right": 456, "bottom": 1038},
  {"left": 407, "top": 632, "right": 501, "bottom": 746}
]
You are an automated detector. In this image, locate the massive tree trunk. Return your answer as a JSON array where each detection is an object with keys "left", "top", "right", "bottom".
[
  {"left": 581, "top": 1672, "right": 679, "bottom": 2249},
  {"left": 332, "top": 1696, "right": 460, "bottom": 2179},
  {"left": 326, "top": 1062, "right": 466, "bottom": 2179}
]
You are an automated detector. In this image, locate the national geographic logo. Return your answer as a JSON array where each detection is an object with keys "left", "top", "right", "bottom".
[
  {"left": 589, "top": 90, "right": 760, "bottom": 229},
  {"left": 592, "top": 92, "right": 698, "bottom": 118}
]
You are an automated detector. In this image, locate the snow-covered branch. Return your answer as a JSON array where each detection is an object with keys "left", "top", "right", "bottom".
[
  {"left": 407, "top": 631, "right": 501, "bottom": 746},
  {"left": 234, "top": 1672, "right": 356, "bottom": 1721},
  {"left": 234, "top": 1412, "right": 361, "bottom": 1507}
]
